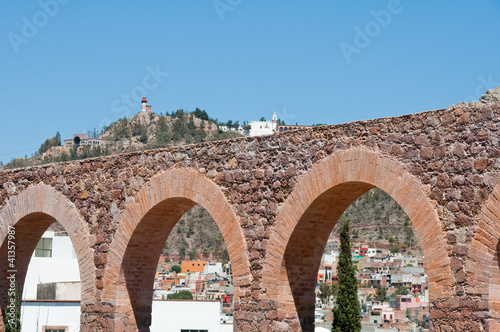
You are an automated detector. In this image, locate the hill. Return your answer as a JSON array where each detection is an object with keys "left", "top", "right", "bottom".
[
  {"left": 163, "top": 205, "right": 229, "bottom": 262},
  {"left": 1, "top": 108, "right": 242, "bottom": 170},
  {"left": 334, "top": 188, "right": 417, "bottom": 247},
  {"left": 163, "top": 187, "right": 418, "bottom": 262}
]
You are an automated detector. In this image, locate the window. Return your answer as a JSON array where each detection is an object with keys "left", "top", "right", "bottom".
[
  {"left": 43, "top": 327, "right": 68, "bottom": 332},
  {"left": 35, "top": 238, "right": 52, "bottom": 257}
]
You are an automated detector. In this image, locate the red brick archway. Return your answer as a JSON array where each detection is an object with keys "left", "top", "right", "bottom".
[
  {"left": 104, "top": 168, "right": 250, "bottom": 331},
  {"left": 0, "top": 184, "right": 95, "bottom": 330},
  {"left": 262, "top": 148, "right": 453, "bottom": 331},
  {"left": 467, "top": 180, "right": 500, "bottom": 331}
]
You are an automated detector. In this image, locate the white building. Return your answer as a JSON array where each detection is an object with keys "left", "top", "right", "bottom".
[
  {"left": 141, "top": 97, "right": 152, "bottom": 113},
  {"left": 21, "top": 230, "right": 81, "bottom": 332},
  {"left": 63, "top": 133, "right": 109, "bottom": 148},
  {"left": 21, "top": 230, "right": 232, "bottom": 331},
  {"left": 151, "top": 300, "right": 232, "bottom": 332},
  {"left": 367, "top": 248, "right": 378, "bottom": 257},
  {"left": 249, "top": 113, "right": 277, "bottom": 136},
  {"left": 203, "top": 262, "right": 223, "bottom": 276},
  {"left": 322, "top": 250, "right": 338, "bottom": 265}
]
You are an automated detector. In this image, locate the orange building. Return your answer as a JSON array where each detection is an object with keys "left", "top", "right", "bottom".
[{"left": 181, "top": 261, "right": 208, "bottom": 273}]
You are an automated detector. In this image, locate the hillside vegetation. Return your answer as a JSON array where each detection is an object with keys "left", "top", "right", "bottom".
[
  {"left": 335, "top": 188, "right": 417, "bottom": 247},
  {"left": 165, "top": 188, "right": 417, "bottom": 261},
  {"left": 163, "top": 205, "right": 229, "bottom": 262},
  {"left": 1, "top": 108, "right": 242, "bottom": 169}
]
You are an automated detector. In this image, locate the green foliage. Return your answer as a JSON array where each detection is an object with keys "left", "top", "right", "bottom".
[
  {"left": 390, "top": 246, "right": 401, "bottom": 253},
  {"left": 207, "top": 130, "right": 242, "bottom": 142},
  {"left": 38, "top": 132, "right": 61, "bottom": 155},
  {"left": 188, "top": 249, "right": 197, "bottom": 260},
  {"left": 171, "top": 265, "right": 181, "bottom": 274},
  {"left": 165, "top": 257, "right": 171, "bottom": 263},
  {"left": 394, "top": 285, "right": 408, "bottom": 296},
  {"left": 336, "top": 188, "right": 415, "bottom": 248},
  {"left": 173, "top": 109, "right": 185, "bottom": 118},
  {"left": 152, "top": 116, "right": 171, "bottom": 148},
  {"left": 171, "top": 113, "right": 187, "bottom": 142},
  {"left": 132, "top": 123, "right": 148, "bottom": 143},
  {"left": 186, "top": 115, "right": 197, "bottom": 143},
  {"left": 113, "top": 117, "right": 130, "bottom": 140},
  {"left": 352, "top": 229, "right": 359, "bottom": 238},
  {"left": 332, "top": 220, "right": 361, "bottom": 332},
  {"left": 374, "top": 286, "right": 388, "bottom": 302},
  {"left": 191, "top": 107, "right": 209, "bottom": 120},
  {"left": 404, "top": 226, "right": 415, "bottom": 246},
  {"left": 174, "top": 206, "right": 231, "bottom": 262},
  {"left": 167, "top": 290, "right": 193, "bottom": 300},
  {"left": 197, "top": 120, "right": 207, "bottom": 142},
  {"left": 318, "top": 282, "right": 338, "bottom": 305},
  {"left": 2, "top": 106, "right": 241, "bottom": 169}
]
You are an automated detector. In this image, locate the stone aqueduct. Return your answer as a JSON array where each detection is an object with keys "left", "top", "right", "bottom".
[{"left": 2, "top": 103, "right": 500, "bottom": 331}]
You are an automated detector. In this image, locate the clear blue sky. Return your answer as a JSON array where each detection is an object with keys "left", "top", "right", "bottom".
[{"left": 1, "top": 1, "right": 500, "bottom": 164}]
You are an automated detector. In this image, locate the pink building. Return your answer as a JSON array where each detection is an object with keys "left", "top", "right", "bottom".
[
  {"left": 369, "top": 302, "right": 395, "bottom": 324},
  {"left": 395, "top": 295, "right": 421, "bottom": 310}
]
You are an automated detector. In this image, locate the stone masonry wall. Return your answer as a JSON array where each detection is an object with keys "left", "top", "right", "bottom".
[{"left": 1, "top": 102, "right": 500, "bottom": 331}]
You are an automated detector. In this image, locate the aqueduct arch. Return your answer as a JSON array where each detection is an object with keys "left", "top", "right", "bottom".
[
  {"left": 103, "top": 168, "right": 251, "bottom": 331},
  {"left": 1, "top": 103, "right": 500, "bottom": 330},
  {"left": 261, "top": 148, "right": 453, "bottom": 331},
  {"left": 0, "top": 184, "right": 96, "bottom": 329},
  {"left": 467, "top": 179, "right": 500, "bottom": 331}
]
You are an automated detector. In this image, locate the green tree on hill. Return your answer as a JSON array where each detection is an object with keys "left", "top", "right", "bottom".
[
  {"left": 332, "top": 220, "right": 361, "bottom": 332},
  {"left": 38, "top": 132, "right": 62, "bottom": 155},
  {"left": 153, "top": 116, "right": 170, "bottom": 148},
  {"left": 171, "top": 113, "right": 187, "bottom": 141},
  {"left": 196, "top": 120, "right": 207, "bottom": 142},
  {"left": 191, "top": 107, "right": 208, "bottom": 120},
  {"left": 390, "top": 246, "right": 400, "bottom": 253}
]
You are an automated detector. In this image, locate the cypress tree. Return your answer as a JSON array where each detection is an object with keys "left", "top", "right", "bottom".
[{"left": 332, "top": 220, "right": 361, "bottom": 332}]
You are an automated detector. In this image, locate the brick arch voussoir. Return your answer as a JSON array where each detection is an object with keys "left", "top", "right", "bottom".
[
  {"left": 468, "top": 181, "right": 500, "bottom": 325},
  {"left": 0, "top": 184, "right": 96, "bottom": 303},
  {"left": 263, "top": 148, "right": 452, "bottom": 304},
  {"left": 103, "top": 168, "right": 250, "bottom": 305}
]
